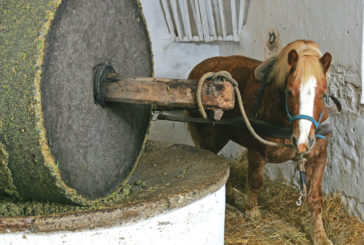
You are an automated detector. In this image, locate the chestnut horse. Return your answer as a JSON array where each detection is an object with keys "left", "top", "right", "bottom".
[{"left": 187, "top": 40, "right": 332, "bottom": 245}]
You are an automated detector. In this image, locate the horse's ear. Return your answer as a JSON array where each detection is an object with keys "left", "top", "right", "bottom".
[
  {"left": 288, "top": 49, "right": 299, "bottom": 68},
  {"left": 320, "top": 52, "right": 332, "bottom": 74},
  {"left": 254, "top": 55, "right": 277, "bottom": 83}
]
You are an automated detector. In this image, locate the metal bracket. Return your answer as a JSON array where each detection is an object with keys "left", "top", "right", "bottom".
[{"left": 93, "top": 63, "right": 116, "bottom": 106}]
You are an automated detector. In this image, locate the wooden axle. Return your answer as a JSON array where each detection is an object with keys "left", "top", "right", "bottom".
[{"left": 93, "top": 64, "right": 235, "bottom": 110}]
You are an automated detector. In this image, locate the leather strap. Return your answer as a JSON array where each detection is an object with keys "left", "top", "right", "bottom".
[{"left": 157, "top": 113, "right": 331, "bottom": 139}]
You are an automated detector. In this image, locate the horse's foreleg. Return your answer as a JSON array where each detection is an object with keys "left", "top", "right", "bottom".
[
  {"left": 246, "top": 149, "right": 266, "bottom": 218},
  {"left": 306, "top": 152, "right": 332, "bottom": 245}
]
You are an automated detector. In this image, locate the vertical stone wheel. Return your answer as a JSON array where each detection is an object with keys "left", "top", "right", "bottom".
[{"left": 0, "top": 0, "right": 152, "bottom": 204}]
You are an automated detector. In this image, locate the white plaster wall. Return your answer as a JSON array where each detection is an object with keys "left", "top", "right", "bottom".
[
  {"left": 140, "top": 0, "right": 364, "bottom": 220},
  {"left": 0, "top": 187, "right": 225, "bottom": 245}
]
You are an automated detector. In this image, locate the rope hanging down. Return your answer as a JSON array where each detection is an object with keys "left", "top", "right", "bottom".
[
  {"left": 296, "top": 153, "right": 308, "bottom": 206},
  {"left": 196, "top": 71, "right": 293, "bottom": 148}
]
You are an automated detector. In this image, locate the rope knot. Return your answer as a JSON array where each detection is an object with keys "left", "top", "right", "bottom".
[
  {"left": 211, "top": 71, "right": 239, "bottom": 87},
  {"left": 196, "top": 71, "right": 238, "bottom": 120}
]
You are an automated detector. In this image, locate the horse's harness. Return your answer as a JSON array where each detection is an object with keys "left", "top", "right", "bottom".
[
  {"left": 285, "top": 93, "right": 327, "bottom": 139},
  {"left": 252, "top": 79, "right": 332, "bottom": 140}
]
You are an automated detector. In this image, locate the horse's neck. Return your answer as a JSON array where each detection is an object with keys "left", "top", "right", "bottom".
[{"left": 258, "top": 83, "right": 289, "bottom": 126}]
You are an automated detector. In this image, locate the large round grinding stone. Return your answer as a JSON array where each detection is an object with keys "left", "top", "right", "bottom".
[{"left": 0, "top": 0, "right": 152, "bottom": 203}]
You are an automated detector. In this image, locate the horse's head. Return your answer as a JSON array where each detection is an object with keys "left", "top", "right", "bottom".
[
  {"left": 284, "top": 45, "right": 331, "bottom": 153},
  {"left": 256, "top": 40, "right": 332, "bottom": 153}
]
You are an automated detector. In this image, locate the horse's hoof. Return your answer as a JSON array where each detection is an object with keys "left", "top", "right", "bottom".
[
  {"left": 225, "top": 181, "right": 236, "bottom": 205},
  {"left": 312, "top": 237, "right": 333, "bottom": 245},
  {"left": 245, "top": 206, "right": 261, "bottom": 219},
  {"left": 312, "top": 227, "right": 333, "bottom": 245}
]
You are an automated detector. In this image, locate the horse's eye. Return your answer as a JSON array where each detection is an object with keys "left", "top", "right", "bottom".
[{"left": 286, "top": 90, "right": 293, "bottom": 97}]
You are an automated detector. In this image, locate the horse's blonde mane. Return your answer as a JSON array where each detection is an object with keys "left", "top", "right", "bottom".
[{"left": 272, "top": 40, "right": 325, "bottom": 88}]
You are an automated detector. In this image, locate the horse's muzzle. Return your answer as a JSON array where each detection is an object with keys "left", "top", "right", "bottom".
[{"left": 291, "top": 135, "right": 316, "bottom": 153}]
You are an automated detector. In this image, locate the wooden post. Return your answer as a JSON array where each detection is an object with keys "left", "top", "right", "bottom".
[{"left": 101, "top": 74, "right": 235, "bottom": 110}]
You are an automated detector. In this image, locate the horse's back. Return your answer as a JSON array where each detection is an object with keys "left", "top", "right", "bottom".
[{"left": 188, "top": 55, "right": 261, "bottom": 82}]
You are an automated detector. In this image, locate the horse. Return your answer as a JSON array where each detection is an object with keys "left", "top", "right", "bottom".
[{"left": 187, "top": 40, "right": 333, "bottom": 245}]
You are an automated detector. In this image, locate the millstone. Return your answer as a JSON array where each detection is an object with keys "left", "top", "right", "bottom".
[{"left": 0, "top": 0, "right": 152, "bottom": 203}]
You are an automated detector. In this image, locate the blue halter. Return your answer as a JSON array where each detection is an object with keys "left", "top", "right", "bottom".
[{"left": 285, "top": 93, "right": 327, "bottom": 139}]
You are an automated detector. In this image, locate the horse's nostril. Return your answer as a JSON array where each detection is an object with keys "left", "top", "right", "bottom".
[{"left": 308, "top": 137, "right": 316, "bottom": 149}]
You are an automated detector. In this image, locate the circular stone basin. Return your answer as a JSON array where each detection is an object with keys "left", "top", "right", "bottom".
[{"left": 0, "top": 142, "right": 229, "bottom": 244}]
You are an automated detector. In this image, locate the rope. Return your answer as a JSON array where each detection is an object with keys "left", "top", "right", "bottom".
[
  {"left": 196, "top": 71, "right": 292, "bottom": 148},
  {"left": 196, "top": 72, "right": 215, "bottom": 119},
  {"left": 296, "top": 154, "right": 308, "bottom": 206}
]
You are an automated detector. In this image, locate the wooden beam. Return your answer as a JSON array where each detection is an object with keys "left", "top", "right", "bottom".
[{"left": 101, "top": 74, "right": 235, "bottom": 110}]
